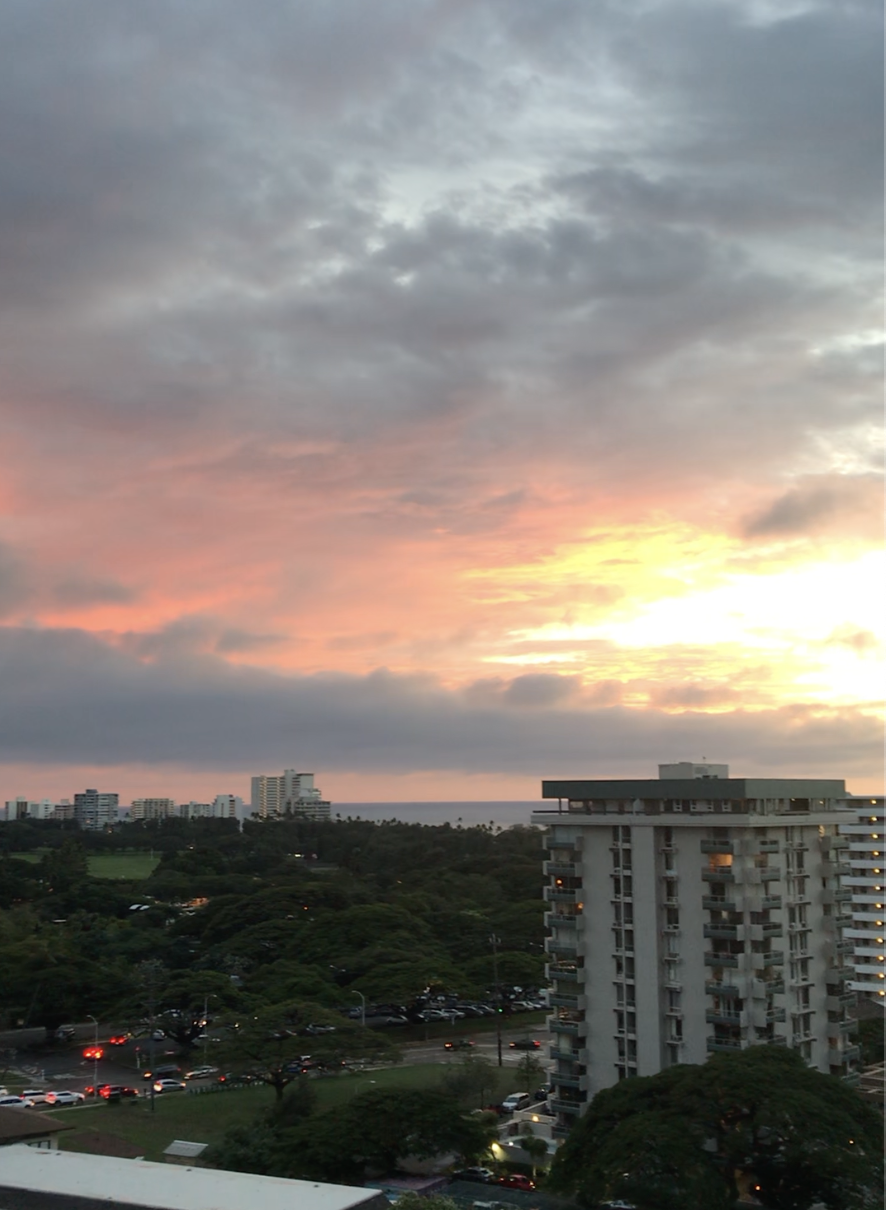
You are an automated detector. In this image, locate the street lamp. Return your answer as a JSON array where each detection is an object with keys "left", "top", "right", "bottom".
[
  {"left": 490, "top": 934, "right": 503, "bottom": 1067},
  {"left": 86, "top": 1015, "right": 98, "bottom": 1091},
  {"left": 351, "top": 990, "right": 366, "bottom": 1028}
]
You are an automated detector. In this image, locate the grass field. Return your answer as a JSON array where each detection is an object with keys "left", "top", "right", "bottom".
[
  {"left": 87, "top": 853, "right": 160, "bottom": 879},
  {"left": 9, "top": 851, "right": 159, "bottom": 879},
  {"left": 51, "top": 1063, "right": 518, "bottom": 1162}
]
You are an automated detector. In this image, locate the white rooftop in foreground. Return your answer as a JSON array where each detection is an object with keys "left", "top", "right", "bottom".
[{"left": 0, "top": 1145, "right": 380, "bottom": 1210}]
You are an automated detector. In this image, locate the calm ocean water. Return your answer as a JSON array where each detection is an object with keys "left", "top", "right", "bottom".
[{"left": 333, "top": 801, "right": 542, "bottom": 829}]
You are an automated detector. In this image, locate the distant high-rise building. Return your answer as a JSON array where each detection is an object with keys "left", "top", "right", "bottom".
[
  {"left": 2, "top": 797, "right": 55, "bottom": 822},
  {"left": 251, "top": 771, "right": 330, "bottom": 821},
  {"left": 533, "top": 764, "right": 858, "bottom": 1139},
  {"left": 839, "top": 795, "right": 886, "bottom": 1002},
  {"left": 130, "top": 797, "right": 176, "bottom": 821},
  {"left": 73, "top": 789, "right": 119, "bottom": 830}
]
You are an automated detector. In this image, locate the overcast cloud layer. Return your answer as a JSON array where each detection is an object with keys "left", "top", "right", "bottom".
[{"left": 0, "top": 0, "right": 882, "bottom": 802}]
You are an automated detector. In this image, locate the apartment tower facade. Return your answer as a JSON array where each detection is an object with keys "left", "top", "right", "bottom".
[{"left": 531, "top": 765, "right": 857, "bottom": 1138}]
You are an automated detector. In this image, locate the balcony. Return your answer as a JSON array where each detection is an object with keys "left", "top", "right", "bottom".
[
  {"left": 702, "top": 896, "right": 737, "bottom": 912},
  {"left": 757, "top": 866, "right": 782, "bottom": 881},
  {"left": 758, "top": 1007, "right": 786, "bottom": 1024},
  {"left": 550, "top": 1099, "right": 584, "bottom": 1115},
  {"left": 549, "top": 1047, "right": 581, "bottom": 1063},
  {"left": 702, "top": 868, "right": 736, "bottom": 883},
  {"left": 837, "top": 1017, "right": 858, "bottom": 1034},
  {"left": 751, "top": 923, "right": 784, "bottom": 942},
  {"left": 704, "top": 952, "right": 740, "bottom": 968},
  {"left": 706, "top": 1009, "right": 742, "bottom": 1025},
  {"left": 549, "top": 966, "right": 581, "bottom": 982},
  {"left": 750, "top": 950, "right": 784, "bottom": 968},
  {"left": 554, "top": 1074, "right": 584, "bottom": 1091},
  {"left": 549, "top": 1015, "right": 586, "bottom": 1036},
  {"left": 552, "top": 1124, "right": 573, "bottom": 1139},
  {"left": 828, "top": 1045, "right": 860, "bottom": 1065},
  {"left": 546, "top": 940, "right": 578, "bottom": 958},
  {"left": 757, "top": 839, "right": 780, "bottom": 853},
  {"left": 544, "top": 861, "right": 577, "bottom": 877},
  {"left": 761, "top": 895, "right": 783, "bottom": 910},
  {"left": 754, "top": 978, "right": 785, "bottom": 996},
  {"left": 707, "top": 1036, "right": 743, "bottom": 1053},
  {"left": 826, "top": 992, "right": 857, "bottom": 1011},
  {"left": 549, "top": 993, "right": 581, "bottom": 1011},
  {"left": 548, "top": 913, "right": 578, "bottom": 928},
  {"left": 704, "top": 924, "right": 745, "bottom": 941},
  {"left": 701, "top": 839, "right": 735, "bottom": 854},
  {"left": 822, "top": 835, "right": 850, "bottom": 851},
  {"left": 826, "top": 967, "right": 852, "bottom": 984},
  {"left": 822, "top": 888, "right": 853, "bottom": 904},
  {"left": 705, "top": 980, "right": 741, "bottom": 997},
  {"left": 545, "top": 887, "right": 579, "bottom": 904},
  {"left": 834, "top": 940, "right": 854, "bottom": 955}
]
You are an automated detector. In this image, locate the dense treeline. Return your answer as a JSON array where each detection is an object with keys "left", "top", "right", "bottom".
[{"left": 0, "top": 818, "right": 544, "bottom": 1029}]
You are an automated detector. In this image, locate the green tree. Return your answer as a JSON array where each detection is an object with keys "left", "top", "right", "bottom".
[
  {"left": 518, "top": 1125, "right": 551, "bottom": 1178},
  {"left": 515, "top": 1053, "right": 545, "bottom": 1090},
  {"left": 439, "top": 1053, "right": 498, "bottom": 1107},
  {"left": 549, "top": 1047, "right": 884, "bottom": 1210},
  {"left": 218, "top": 1001, "right": 398, "bottom": 1101}
]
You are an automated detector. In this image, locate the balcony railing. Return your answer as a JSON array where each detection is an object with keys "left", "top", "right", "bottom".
[
  {"left": 549, "top": 994, "right": 581, "bottom": 1010},
  {"left": 706, "top": 1009, "right": 742, "bottom": 1025},
  {"left": 550, "top": 1099, "right": 584, "bottom": 1115},
  {"left": 704, "top": 953, "right": 740, "bottom": 967},
  {"left": 545, "top": 887, "right": 579, "bottom": 903},
  {"left": 707, "top": 1036, "right": 743, "bottom": 1053},
  {"left": 761, "top": 895, "right": 783, "bottom": 910},
  {"left": 757, "top": 839, "right": 780, "bottom": 853},
  {"left": 705, "top": 980, "right": 741, "bottom": 997},
  {"left": 701, "top": 839, "right": 735, "bottom": 854},
  {"left": 702, "top": 896, "right": 737, "bottom": 912},
  {"left": 704, "top": 924, "right": 745, "bottom": 941},
  {"left": 544, "top": 861, "right": 577, "bottom": 877},
  {"left": 702, "top": 868, "right": 736, "bottom": 883}
]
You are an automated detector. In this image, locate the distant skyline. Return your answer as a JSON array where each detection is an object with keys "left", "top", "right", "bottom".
[{"left": 0, "top": 1, "right": 882, "bottom": 800}]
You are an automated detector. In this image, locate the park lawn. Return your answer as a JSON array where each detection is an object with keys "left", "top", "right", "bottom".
[
  {"left": 7, "top": 851, "right": 159, "bottom": 879},
  {"left": 51, "top": 1064, "right": 516, "bottom": 1162},
  {"left": 88, "top": 853, "right": 160, "bottom": 879}
]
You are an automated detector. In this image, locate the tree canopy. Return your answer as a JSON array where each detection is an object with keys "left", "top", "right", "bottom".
[{"left": 548, "top": 1047, "right": 884, "bottom": 1210}]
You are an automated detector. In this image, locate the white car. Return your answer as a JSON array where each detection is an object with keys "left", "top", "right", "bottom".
[
  {"left": 0, "top": 1096, "right": 34, "bottom": 1108},
  {"left": 45, "top": 1090, "right": 86, "bottom": 1106},
  {"left": 152, "top": 1079, "right": 186, "bottom": 1093},
  {"left": 21, "top": 1089, "right": 50, "bottom": 1104},
  {"left": 184, "top": 1066, "right": 219, "bottom": 1080}
]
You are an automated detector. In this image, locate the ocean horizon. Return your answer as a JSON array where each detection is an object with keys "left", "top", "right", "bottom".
[{"left": 332, "top": 800, "right": 543, "bottom": 829}]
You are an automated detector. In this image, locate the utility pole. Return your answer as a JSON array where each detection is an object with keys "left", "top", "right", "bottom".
[
  {"left": 490, "top": 933, "right": 502, "bottom": 1067},
  {"left": 351, "top": 989, "right": 366, "bottom": 1028},
  {"left": 86, "top": 1015, "right": 98, "bottom": 1092}
]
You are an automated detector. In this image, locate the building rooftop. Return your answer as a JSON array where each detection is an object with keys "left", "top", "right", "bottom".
[
  {"left": 0, "top": 1108, "right": 68, "bottom": 1145},
  {"left": 0, "top": 1146, "right": 385, "bottom": 1210},
  {"left": 541, "top": 777, "right": 846, "bottom": 802}
]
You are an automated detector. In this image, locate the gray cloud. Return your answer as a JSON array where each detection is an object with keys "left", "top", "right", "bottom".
[
  {"left": 0, "top": 625, "right": 879, "bottom": 779},
  {"left": 742, "top": 475, "right": 883, "bottom": 537}
]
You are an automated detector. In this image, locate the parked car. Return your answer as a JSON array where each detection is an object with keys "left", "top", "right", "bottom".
[
  {"left": 152, "top": 1079, "right": 186, "bottom": 1093},
  {"left": 497, "top": 1175, "right": 536, "bottom": 1192},
  {"left": 54, "top": 1026, "right": 76, "bottom": 1042},
  {"left": 0, "top": 1096, "right": 35, "bottom": 1108},
  {"left": 44, "top": 1090, "right": 85, "bottom": 1106},
  {"left": 444, "top": 1039, "right": 475, "bottom": 1050},
  {"left": 450, "top": 1167, "right": 495, "bottom": 1183},
  {"left": 300, "top": 1024, "right": 336, "bottom": 1035},
  {"left": 184, "top": 1066, "right": 220, "bottom": 1080},
  {"left": 501, "top": 1093, "right": 532, "bottom": 1113},
  {"left": 508, "top": 1038, "right": 541, "bottom": 1050}
]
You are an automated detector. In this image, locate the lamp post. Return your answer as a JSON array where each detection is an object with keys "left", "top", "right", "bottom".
[
  {"left": 86, "top": 1015, "right": 98, "bottom": 1091},
  {"left": 490, "top": 934, "right": 503, "bottom": 1067},
  {"left": 351, "top": 990, "right": 366, "bottom": 1028}
]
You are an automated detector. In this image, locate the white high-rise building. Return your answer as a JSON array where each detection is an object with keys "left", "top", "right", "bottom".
[
  {"left": 839, "top": 795, "right": 886, "bottom": 1002},
  {"left": 532, "top": 766, "right": 858, "bottom": 1139},
  {"left": 73, "top": 789, "right": 119, "bottom": 830},
  {"left": 2, "top": 798, "right": 55, "bottom": 822},
  {"left": 130, "top": 797, "right": 176, "bottom": 821},
  {"left": 250, "top": 771, "right": 330, "bottom": 821}
]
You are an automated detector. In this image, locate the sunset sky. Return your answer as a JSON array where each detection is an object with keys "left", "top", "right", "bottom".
[{"left": 0, "top": 0, "right": 883, "bottom": 805}]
